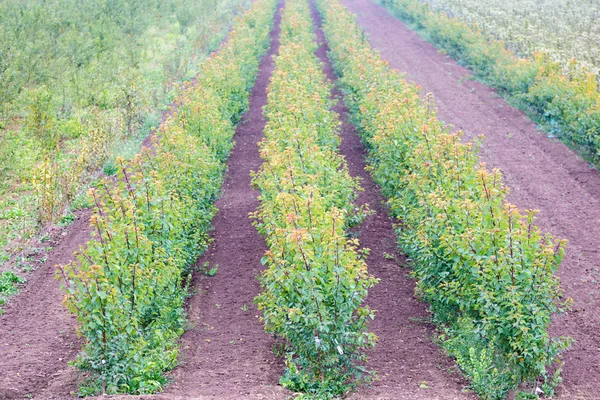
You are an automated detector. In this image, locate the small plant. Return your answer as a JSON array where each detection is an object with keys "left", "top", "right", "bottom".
[
  {"left": 200, "top": 262, "right": 219, "bottom": 277},
  {"left": 516, "top": 392, "right": 539, "bottom": 400},
  {"left": 445, "top": 331, "right": 514, "bottom": 400},
  {"left": 102, "top": 161, "right": 118, "bottom": 176},
  {"left": 0, "top": 271, "right": 26, "bottom": 308},
  {"left": 537, "top": 361, "right": 564, "bottom": 398},
  {"left": 57, "top": 212, "right": 76, "bottom": 227}
]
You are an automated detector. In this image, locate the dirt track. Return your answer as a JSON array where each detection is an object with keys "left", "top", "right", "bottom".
[
  {"left": 0, "top": 211, "right": 90, "bottom": 399},
  {"left": 339, "top": 0, "right": 600, "bottom": 397}
]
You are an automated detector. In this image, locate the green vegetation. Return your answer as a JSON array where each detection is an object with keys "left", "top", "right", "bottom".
[
  {"left": 56, "top": 0, "right": 277, "bottom": 393},
  {"left": 317, "top": 0, "right": 571, "bottom": 398},
  {"left": 253, "top": 0, "right": 377, "bottom": 396},
  {"left": 0, "top": 0, "right": 246, "bottom": 270},
  {"left": 0, "top": 271, "right": 25, "bottom": 310},
  {"left": 2, "top": 0, "right": 587, "bottom": 397},
  {"left": 379, "top": 0, "right": 600, "bottom": 166}
]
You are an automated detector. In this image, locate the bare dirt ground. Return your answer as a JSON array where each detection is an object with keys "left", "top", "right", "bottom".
[
  {"left": 339, "top": 0, "right": 600, "bottom": 398},
  {"left": 0, "top": 211, "right": 90, "bottom": 400}
]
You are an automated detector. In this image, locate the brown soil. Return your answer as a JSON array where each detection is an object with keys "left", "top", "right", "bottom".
[
  {"left": 339, "top": 0, "right": 600, "bottom": 398},
  {"left": 0, "top": 210, "right": 90, "bottom": 400}
]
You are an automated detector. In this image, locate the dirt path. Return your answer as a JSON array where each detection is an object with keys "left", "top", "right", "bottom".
[
  {"left": 311, "top": 3, "right": 475, "bottom": 399},
  {"left": 338, "top": 0, "right": 600, "bottom": 397}
]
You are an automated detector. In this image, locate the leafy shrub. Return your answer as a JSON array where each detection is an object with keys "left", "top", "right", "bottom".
[
  {"left": 316, "top": 0, "right": 571, "bottom": 397},
  {"left": 57, "top": 0, "right": 278, "bottom": 393},
  {"left": 253, "top": 0, "right": 377, "bottom": 396}
]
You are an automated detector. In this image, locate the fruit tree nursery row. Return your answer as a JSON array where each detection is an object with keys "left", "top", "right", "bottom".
[{"left": 253, "top": 0, "right": 377, "bottom": 396}]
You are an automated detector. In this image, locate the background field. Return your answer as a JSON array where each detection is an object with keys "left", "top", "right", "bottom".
[{"left": 422, "top": 0, "right": 600, "bottom": 77}]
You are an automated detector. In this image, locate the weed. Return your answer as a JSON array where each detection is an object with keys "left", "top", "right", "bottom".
[{"left": 0, "top": 271, "right": 26, "bottom": 308}]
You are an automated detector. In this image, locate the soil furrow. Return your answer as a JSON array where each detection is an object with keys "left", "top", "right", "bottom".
[
  {"left": 155, "top": 4, "right": 286, "bottom": 398},
  {"left": 310, "top": 2, "right": 475, "bottom": 398},
  {"left": 338, "top": 0, "right": 600, "bottom": 397}
]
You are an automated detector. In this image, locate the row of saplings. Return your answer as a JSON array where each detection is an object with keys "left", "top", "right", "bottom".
[{"left": 252, "top": 0, "right": 378, "bottom": 396}]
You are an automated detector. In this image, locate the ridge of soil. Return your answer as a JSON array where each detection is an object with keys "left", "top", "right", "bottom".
[
  {"left": 340, "top": 0, "right": 600, "bottom": 398},
  {"left": 311, "top": 2, "right": 475, "bottom": 399}
]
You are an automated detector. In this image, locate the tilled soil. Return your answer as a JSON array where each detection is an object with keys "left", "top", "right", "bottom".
[
  {"left": 339, "top": 0, "right": 600, "bottom": 398},
  {"left": 311, "top": 3, "right": 475, "bottom": 399},
  {"left": 0, "top": 211, "right": 90, "bottom": 399},
  {"left": 4, "top": 1, "right": 599, "bottom": 399},
  {"left": 155, "top": 4, "right": 287, "bottom": 398}
]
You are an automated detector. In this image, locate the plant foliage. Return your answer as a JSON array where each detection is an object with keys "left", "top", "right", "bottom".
[
  {"left": 316, "top": 0, "right": 571, "bottom": 397},
  {"left": 253, "top": 0, "right": 377, "bottom": 396},
  {"left": 0, "top": 0, "right": 245, "bottom": 274}
]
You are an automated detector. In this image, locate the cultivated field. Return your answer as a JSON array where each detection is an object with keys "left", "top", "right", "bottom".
[{"left": 0, "top": 0, "right": 599, "bottom": 399}]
